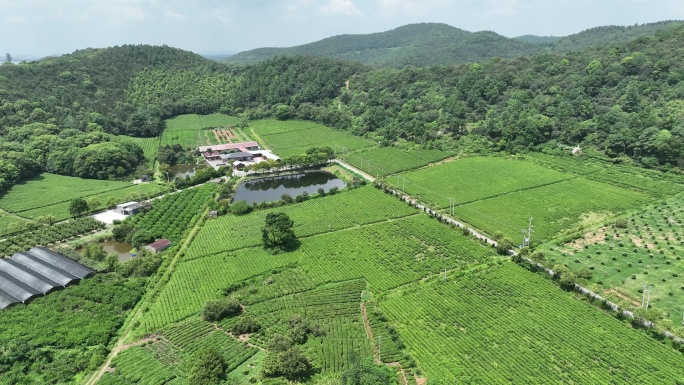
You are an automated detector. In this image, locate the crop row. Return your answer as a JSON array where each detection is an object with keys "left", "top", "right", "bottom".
[
  {"left": 0, "top": 217, "right": 105, "bottom": 256},
  {"left": 380, "top": 263, "right": 684, "bottom": 384},
  {"left": 454, "top": 177, "right": 649, "bottom": 243},
  {"left": 185, "top": 185, "right": 417, "bottom": 260},
  {"left": 131, "top": 184, "right": 216, "bottom": 242},
  {"left": 107, "top": 346, "right": 176, "bottom": 385},
  {"left": 345, "top": 147, "right": 454, "bottom": 177},
  {"left": 229, "top": 279, "right": 370, "bottom": 373},
  {"left": 161, "top": 113, "right": 240, "bottom": 148},
  {"left": 254, "top": 120, "right": 373, "bottom": 158},
  {"left": 17, "top": 183, "right": 167, "bottom": 223},
  {"left": 400, "top": 156, "right": 571, "bottom": 208},
  {"left": 139, "top": 214, "right": 495, "bottom": 332}
]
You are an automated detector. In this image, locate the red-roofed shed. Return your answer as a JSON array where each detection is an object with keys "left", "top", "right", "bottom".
[{"left": 145, "top": 239, "right": 172, "bottom": 254}]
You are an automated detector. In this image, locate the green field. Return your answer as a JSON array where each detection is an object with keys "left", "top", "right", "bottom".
[
  {"left": 525, "top": 153, "right": 684, "bottom": 198},
  {"left": 95, "top": 159, "right": 684, "bottom": 384},
  {"left": 0, "top": 210, "right": 32, "bottom": 236},
  {"left": 400, "top": 157, "right": 572, "bottom": 207},
  {"left": 456, "top": 178, "right": 649, "bottom": 243},
  {"left": 138, "top": 212, "right": 495, "bottom": 333},
  {"left": 186, "top": 186, "right": 417, "bottom": 259},
  {"left": 343, "top": 147, "right": 454, "bottom": 177},
  {"left": 15, "top": 182, "right": 166, "bottom": 222},
  {"left": 161, "top": 113, "right": 242, "bottom": 148},
  {"left": 380, "top": 262, "right": 684, "bottom": 384},
  {"left": 543, "top": 194, "right": 684, "bottom": 328},
  {"left": 0, "top": 173, "right": 167, "bottom": 225},
  {"left": 251, "top": 120, "right": 374, "bottom": 158},
  {"left": 398, "top": 157, "right": 650, "bottom": 243},
  {"left": 117, "top": 135, "right": 161, "bottom": 164},
  {"left": 0, "top": 173, "right": 133, "bottom": 213}
]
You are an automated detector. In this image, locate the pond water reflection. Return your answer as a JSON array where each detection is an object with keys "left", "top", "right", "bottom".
[{"left": 233, "top": 171, "right": 346, "bottom": 204}]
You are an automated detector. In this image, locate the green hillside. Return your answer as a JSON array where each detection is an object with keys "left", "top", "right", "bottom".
[
  {"left": 225, "top": 23, "right": 542, "bottom": 67},
  {"left": 225, "top": 21, "right": 684, "bottom": 68}
]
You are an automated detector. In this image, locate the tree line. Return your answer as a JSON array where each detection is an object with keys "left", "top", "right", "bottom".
[{"left": 3, "top": 28, "right": 684, "bottom": 193}]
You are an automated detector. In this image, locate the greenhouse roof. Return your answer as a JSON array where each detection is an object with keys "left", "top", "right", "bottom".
[{"left": 0, "top": 248, "right": 94, "bottom": 310}]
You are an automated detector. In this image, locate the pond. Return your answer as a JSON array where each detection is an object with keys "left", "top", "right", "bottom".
[
  {"left": 233, "top": 171, "right": 346, "bottom": 204},
  {"left": 101, "top": 240, "right": 135, "bottom": 262},
  {"left": 168, "top": 163, "right": 207, "bottom": 181}
]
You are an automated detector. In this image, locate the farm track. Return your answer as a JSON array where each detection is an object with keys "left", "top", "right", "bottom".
[
  {"left": 84, "top": 207, "right": 210, "bottom": 385},
  {"left": 361, "top": 302, "right": 409, "bottom": 385}
]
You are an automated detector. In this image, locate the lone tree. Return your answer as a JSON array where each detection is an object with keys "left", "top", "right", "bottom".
[
  {"left": 262, "top": 212, "right": 296, "bottom": 252},
  {"left": 68, "top": 198, "right": 89, "bottom": 217},
  {"left": 187, "top": 348, "right": 225, "bottom": 385}
]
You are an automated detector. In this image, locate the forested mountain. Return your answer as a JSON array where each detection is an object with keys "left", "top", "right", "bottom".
[
  {"left": 549, "top": 20, "right": 684, "bottom": 52},
  {"left": 224, "top": 21, "right": 684, "bottom": 68},
  {"left": 3, "top": 23, "right": 684, "bottom": 192},
  {"left": 224, "top": 23, "right": 542, "bottom": 67}
]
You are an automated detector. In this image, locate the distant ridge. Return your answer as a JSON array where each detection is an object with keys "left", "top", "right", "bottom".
[{"left": 224, "top": 20, "right": 684, "bottom": 68}]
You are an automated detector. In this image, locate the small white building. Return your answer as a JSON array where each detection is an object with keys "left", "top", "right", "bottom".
[{"left": 115, "top": 202, "right": 144, "bottom": 216}]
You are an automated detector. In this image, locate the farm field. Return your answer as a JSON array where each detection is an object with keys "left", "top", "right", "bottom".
[
  {"left": 0, "top": 210, "right": 32, "bottom": 236},
  {"left": 161, "top": 113, "right": 242, "bottom": 148},
  {"left": 129, "top": 184, "right": 216, "bottom": 243},
  {"left": 0, "top": 173, "right": 133, "bottom": 213},
  {"left": 525, "top": 153, "right": 684, "bottom": 198},
  {"left": 343, "top": 147, "right": 455, "bottom": 177},
  {"left": 400, "top": 157, "right": 572, "bottom": 207},
  {"left": 220, "top": 279, "right": 373, "bottom": 376},
  {"left": 542, "top": 193, "right": 684, "bottom": 328},
  {"left": 186, "top": 186, "right": 417, "bottom": 259},
  {"left": 137, "top": 213, "right": 496, "bottom": 333},
  {"left": 398, "top": 157, "right": 651, "bottom": 243},
  {"left": 380, "top": 262, "right": 684, "bottom": 384},
  {"left": 117, "top": 135, "right": 161, "bottom": 164},
  {"left": 250, "top": 120, "right": 374, "bottom": 158},
  {"left": 15, "top": 182, "right": 167, "bottom": 222},
  {"left": 456, "top": 177, "right": 649, "bottom": 243}
]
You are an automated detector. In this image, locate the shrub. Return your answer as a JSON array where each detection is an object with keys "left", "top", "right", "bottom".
[
  {"left": 201, "top": 297, "right": 242, "bottom": 322},
  {"left": 231, "top": 200, "right": 252, "bottom": 215}
]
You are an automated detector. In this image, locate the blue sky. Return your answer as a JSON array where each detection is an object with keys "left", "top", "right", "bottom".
[{"left": 1, "top": 0, "right": 683, "bottom": 57}]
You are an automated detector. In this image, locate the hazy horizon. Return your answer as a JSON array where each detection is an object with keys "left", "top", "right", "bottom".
[{"left": 2, "top": 0, "right": 683, "bottom": 58}]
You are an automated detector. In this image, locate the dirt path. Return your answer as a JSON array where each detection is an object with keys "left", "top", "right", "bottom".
[
  {"left": 84, "top": 208, "right": 210, "bottom": 385},
  {"left": 360, "top": 302, "right": 409, "bottom": 385},
  {"left": 605, "top": 289, "right": 641, "bottom": 307}
]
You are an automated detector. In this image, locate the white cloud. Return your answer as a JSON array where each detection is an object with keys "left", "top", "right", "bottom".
[{"left": 320, "top": 0, "right": 362, "bottom": 16}]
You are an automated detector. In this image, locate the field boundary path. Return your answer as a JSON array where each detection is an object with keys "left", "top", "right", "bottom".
[
  {"left": 332, "top": 159, "right": 376, "bottom": 182},
  {"left": 361, "top": 302, "right": 409, "bottom": 385},
  {"left": 84, "top": 207, "right": 210, "bottom": 385}
]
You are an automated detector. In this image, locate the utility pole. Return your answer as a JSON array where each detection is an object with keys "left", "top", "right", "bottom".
[
  {"left": 527, "top": 217, "right": 534, "bottom": 247},
  {"left": 443, "top": 269, "right": 447, "bottom": 282},
  {"left": 646, "top": 284, "right": 653, "bottom": 309},
  {"left": 449, "top": 198, "right": 456, "bottom": 216}
]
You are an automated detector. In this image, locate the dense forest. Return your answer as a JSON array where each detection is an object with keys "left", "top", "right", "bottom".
[
  {"left": 224, "top": 21, "right": 684, "bottom": 67},
  {"left": 2, "top": 23, "right": 684, "bottom": 192}
]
